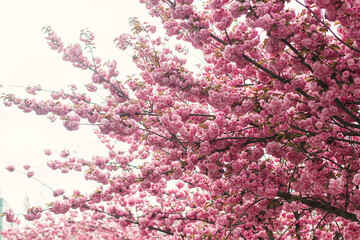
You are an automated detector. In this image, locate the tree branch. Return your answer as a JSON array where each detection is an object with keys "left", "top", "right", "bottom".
[
  {"left": 335, "top": 98, "right": 360, "bottom": 126},
  {"left": 277, "top": 191, "right": 359, "bottom": 222},
  {"left": 295, "top": 0, "right": 360, "bottom": 54}
]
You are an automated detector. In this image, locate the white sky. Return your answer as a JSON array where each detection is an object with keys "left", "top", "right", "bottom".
[{"left": 0, "top": 0, "right": 160, "bottom": 229}]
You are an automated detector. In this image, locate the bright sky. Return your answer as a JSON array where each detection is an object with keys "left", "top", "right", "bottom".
[{"left": 0, "top": 0, "right": 159, "bottom": 230}]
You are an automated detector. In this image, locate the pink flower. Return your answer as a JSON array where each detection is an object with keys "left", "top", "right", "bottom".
[
  {"left": 23, "top": 165, "right": 30, "bottom": 170},
  {"left": 265, "top": 142, "right": 286, "bottom": 158},
  {"left": 24, "top": 207, "right": 42, "bottom": 221},
  {"left": 60, "top": 150, "right": 70, "bottom": 158},
  {"left": 27, "top": 171, "right": 34, "bottom": 178},
  {"left": 44, "top": 149, "right": 52, "bottom": 156},
  {"left": 148, "top": 0, "right": 160, "bottom": 6},
  {"left": 43, "top": 26, "right": 64, "bottom": 52},
  {"left": 4, "top": 209, "right": 17, "bottom": 222},
  {"left": 85, "top": 83, "right": 97, "bottom": 92},
  {"left": 328, "top": 178, "right": 344, "bottom": 195},
  {"left": 69, "top": 84, "right": 77, "bottom": 91},
  {"left": 172, "top": 168, "right": 183, "bottom": 180},
  {"left": 50, "top": 201, "right": 71, "bottom": 214},
  {"left": 80, "top": 29, "right": 95, "bottom": 45},
  {"left": 5, "top": 165, "right": 15, "bottom": 172},
  {"left": 26, "top": 85, "right": 42, "bottom": 95},
  {"left": 116, "top": 34, "right": 132, "bottom": 50},
  {"left": 53, "top": 189, "right": 65, "bottom": 197},
  {"left": 311, "top": 62, "right": 332, "bottom": 79},
  {"left": 286, "top": 151, "right": 305, "bottom": 164},
  {"left": 229, "top": 2, "right": 249, "bottom": 18},
  {"left": 354, "top": 173, "right": 360, "bottom": 185},
  {"left": 62, "top": 114, "right": 80, "bottom": 131}
]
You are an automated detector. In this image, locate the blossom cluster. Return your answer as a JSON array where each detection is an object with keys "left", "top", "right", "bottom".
[{"left": 3, "top": 0, "right": 360, "bottom": 239}]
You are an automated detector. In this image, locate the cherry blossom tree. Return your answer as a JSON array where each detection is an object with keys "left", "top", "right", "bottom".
[{"left": 2, "top": 0, "right": 360, "bottom": 239}]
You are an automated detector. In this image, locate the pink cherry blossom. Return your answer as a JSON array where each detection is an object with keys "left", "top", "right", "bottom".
[
  {"left": 44, "top": 149, "right": 52, "bottom": 156},
  {"left": 4, "top": 209, "right": 17, "bottom": 223},
  {"left": 5, "top": 165, "right": 15, "bottom": 172},
  {"left": 26, "top": 171, "right": 34, "bottom": 178},
  {"left": 53, "top": 189, "right": 65, "bottom": 197}
]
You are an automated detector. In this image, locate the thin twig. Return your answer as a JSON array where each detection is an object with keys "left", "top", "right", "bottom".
[{"left": 296, "top": 0, "right": 360, "bottom": 53}]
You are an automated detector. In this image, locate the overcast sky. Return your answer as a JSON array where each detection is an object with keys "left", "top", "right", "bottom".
[{"left": 0, "top": 0, "right": 160, "bottom": 229}]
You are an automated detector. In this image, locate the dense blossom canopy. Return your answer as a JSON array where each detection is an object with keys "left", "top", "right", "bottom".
[{"left": 2, "top": 0, "right": 360, "bottom": 239}]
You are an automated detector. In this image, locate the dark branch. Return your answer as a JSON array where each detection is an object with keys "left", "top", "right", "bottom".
[{"left": 277, "top": 191, "right": 359, "bottom": 222}]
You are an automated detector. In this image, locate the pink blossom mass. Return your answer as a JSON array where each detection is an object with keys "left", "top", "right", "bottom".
[{"left": 2, "top": 0, "right": 360, "bottom": 239}]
